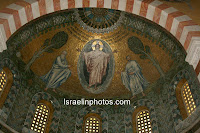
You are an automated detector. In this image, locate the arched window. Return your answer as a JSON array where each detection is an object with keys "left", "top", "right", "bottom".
[
  {"left": 30, "top": 100, "right": 53, "bottom": 133},
  {"left": 181, "top": 82, "right": 196, "bottom": 116},
  {"left": 176, "top": 79, "right": 196, "bottom": 119},
  {"left": 83, "top": 113, "right": 101, "bottom": 133},
  {"left": 136, "top": 110, "right": 152, "bottom": 133},
  {"left": 0, "top": 67, "right": 13, "bottom": 108},
  {"left": 132, "top": 106, "right": 152, "bottom": 133},
  {"left": 0, "top": 69, "right": 7, "bottom": 93}
]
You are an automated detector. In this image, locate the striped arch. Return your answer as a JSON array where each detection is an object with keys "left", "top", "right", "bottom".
[{"left": 0, "top": 0, "right": 199, "bottom": 79}]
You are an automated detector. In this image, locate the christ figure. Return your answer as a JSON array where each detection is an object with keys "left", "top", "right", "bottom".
[{"left": 77, "top": 41, "right": 117, "bottom": 90}]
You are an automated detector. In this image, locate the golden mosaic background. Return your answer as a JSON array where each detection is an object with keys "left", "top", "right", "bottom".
[{"left": 20, "top": 23, "right": 174, "bottom": 98}]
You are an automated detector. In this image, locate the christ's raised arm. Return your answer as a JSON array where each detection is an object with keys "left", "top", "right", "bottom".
[
  {"left": 76, "top": 48, "right": 85, "bottom": 60},
  {"left": 76, "top": 48, "right": 82, "bottom": 52},
  {"left": 108, "top": 49, "right": 118, "bottom": 58},
  {"left": 112, "top": 49, "right": 118, "bottom": 54}
]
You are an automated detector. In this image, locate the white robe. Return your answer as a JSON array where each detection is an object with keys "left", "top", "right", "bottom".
[
  {"left": 121, "top": 60, "right": 148, "bottom": 96},
  {"left": 84, "top": 50, "right": 110, "bottom": 86}
]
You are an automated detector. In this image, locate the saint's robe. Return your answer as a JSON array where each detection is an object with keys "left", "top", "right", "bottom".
[
  {"left": 121, "top": 60, "right": 148, "bottom": 96},
  {"left": 41, "top": 56, "right": 71, "bottom": 89},
  {"left": 83, "top": 50, "right": 110, "bottom": 87}
]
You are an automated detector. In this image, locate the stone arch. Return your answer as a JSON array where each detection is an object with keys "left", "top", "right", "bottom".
[
  {"left": 175, "top": 79, "right": 190, "bottom": 120},
  {"left": 0, "top": 0, "right": 199, "bottom": 78},
  {"left": 75, "top": 106, "right": 108, "bottom": 133},
  {"left": 124, "top": 99, "right": 159, "bottom": 133},
  {"left": 0, "top": 58, "right": 21, "bottom": 122},
  {"left": 22, "top": 92, "right": 61, "bottom": 133},
  {"left": 168, "top": 67, "right": 200, "bottom": 132}
]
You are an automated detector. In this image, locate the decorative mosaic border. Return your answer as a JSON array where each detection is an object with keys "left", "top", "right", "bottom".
[
  {"left": 22, "top": 92, "right": 61, "bottom": 133},
  {"left": 175, "top": 105, "right": 200, "bottom": 133},
  {"left": 0, "top": 58, "right": 21, "bottom": 122},
  {"left": 75, "top": 106, "right": 108, "bottom": 133},
  {"left": 74, "top": 8, "right": 125, "bottom": 34},
  {"left": 124, "top": 99, "right": 159, "bottom": 133},
  {"left": 6, "top": 11, "right": 73, "bottom": 50},
  {"left": 4, "top": 9, "right": 187, "bottom": 67},
  {"left": 123, "top": 14, "right": 186, "bottom": 63}
]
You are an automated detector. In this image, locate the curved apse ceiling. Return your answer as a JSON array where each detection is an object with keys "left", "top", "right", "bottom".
[
  {"left": 74, "top": 8, "right": 125, "bottom": 33},
  {"left": 5, "top": 8, "right": 187, "bottom": 99}
]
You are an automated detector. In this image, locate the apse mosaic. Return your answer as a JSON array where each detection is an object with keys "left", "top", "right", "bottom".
[
  {"left": 5, "top": 8, "right": 186, "bottom": 99},
  {"left": 0, "top": 5, "right": 199, "bottom": 133}
]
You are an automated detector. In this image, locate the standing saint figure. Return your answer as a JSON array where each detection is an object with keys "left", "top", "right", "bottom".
[
  {"left": 41, "top": 51, "right": 71, "bottom": 93},
  {"left": 77, "top": 41, "right": 117, "bottom": 90},
  {"left": 121, "top": 55, "right": 148, "bottom": 98}
]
